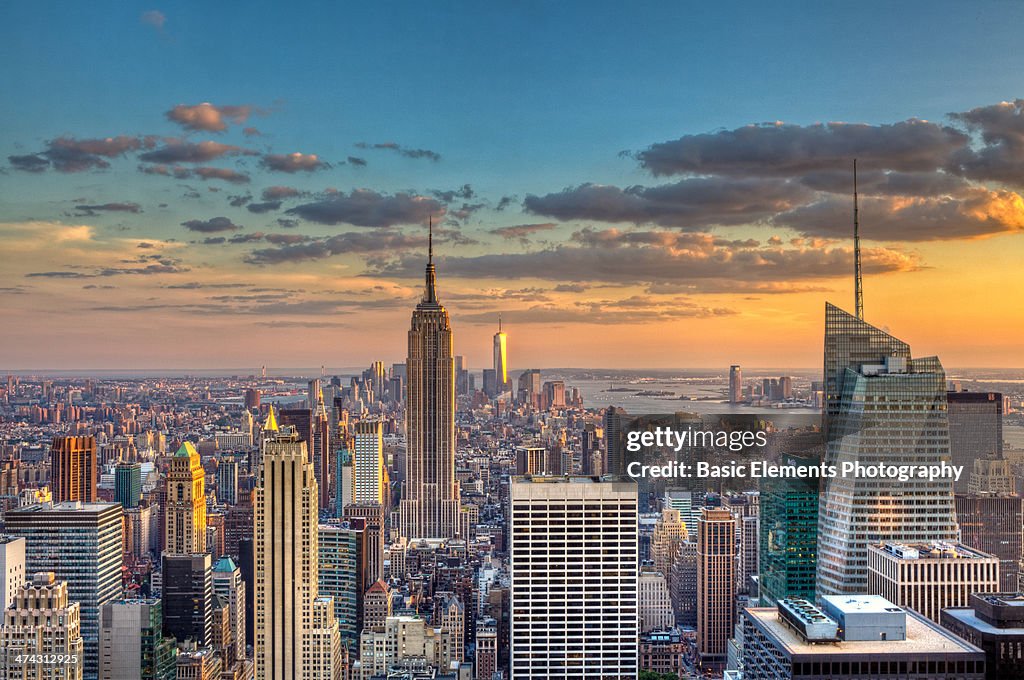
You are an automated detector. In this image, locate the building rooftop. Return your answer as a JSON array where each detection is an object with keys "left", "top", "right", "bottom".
[
  {"left": 874, "top": 541, "right": 994, "bottom": 561},
  {"left": 8, "top": 500, "right": 120, "bottom": 513},
  {"left": 512, "top": 474, "right": 634, "bottom": 484},
  {"left": 745, "top": 606, "right": 982, "bottom": 656},
  {"left": 943, "top": 607, "right": 1024, "bottom": 636},
  {"left": 822, "top": 594, "right": 906, "bottom": 617}
]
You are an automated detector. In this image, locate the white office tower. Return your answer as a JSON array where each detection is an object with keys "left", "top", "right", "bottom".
[
  {"left": 254, "top": 412, "right": 343, "bottom": 680},
  {"left": 509, "top": 476, "right": 638, "bottom": 679},
  {"left": 352, "top": 420, "right": 385, "bottom": 504},
  {"left": 0, "top": 535, "right": 26, "bottom": 611},
  {"left": 818, "top": 303, "right": 959, "bottom": 596},
  {"left": 0, "top": 572, "right": 84, "bottom": 680},
  {"left": 212, "top": 556, "right": 246, "bottom": 663}
]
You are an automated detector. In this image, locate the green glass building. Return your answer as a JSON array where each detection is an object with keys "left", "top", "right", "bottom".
[{"left": 759, "top": 455, "right": 819, "bottom": 606}]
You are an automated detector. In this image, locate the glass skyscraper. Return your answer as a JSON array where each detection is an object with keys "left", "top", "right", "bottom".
[
  {"left": 818, "top": 303, "right": 958, "bottom": 596},
  {"left": 759, "top": 455, "right": 819, "bottom": 605}
]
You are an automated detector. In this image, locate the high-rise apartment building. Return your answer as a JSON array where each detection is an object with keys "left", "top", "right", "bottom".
[
  {"left": 165, "top": 442, "right": 207, "bottom": 555},
  {"left": 400, "top": 237, "right": 460, "bottom": 540},
  {"left": 352, "top": 420, "right": 385, "bottom": 505},
  {"left": 697, "top": 507, "right": 736, "bottom": 672},
  {"left": 956, "top": 493, "right": 1024, "bottom": 591},
  {"left": 759, "top": 456, "right": 819, "bottom": 605},
  {"left": 51, "top": 435, "right": 97, "bottom": 503},
  {"left": 211, "top": 556, "right": 246, "bottom": 664},
  {"left": 0, "top": 572, "right": 85, "bottom": 680},
  {"left": 948, "top": 391, "right": 1003, "bottom": 494},
  {"left": 818, "top": 303, "right": 959, "bottom": 596},
  {"left": 98, "top": 599, "right": 176, "bottom": 680},
  {"left": 217, "top": 458, "right": 239, "bottom": 506},
  {"left": 509, "top": 476, "right": 638, "bottom": 679},
  {"left": 729, "top": 365, "right": 742, "bottom": 404},
  {"left": 0, "top": 535, "right": 25, "bottom": 611},
  {"left": 5, "top": 502, "right": 123, "bottom": 680},
  {"left": 114, "top": 461, "right": 142, "bottom": 509}
]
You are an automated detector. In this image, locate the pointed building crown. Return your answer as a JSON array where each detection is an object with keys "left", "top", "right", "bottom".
[
  {"left": 263, "top": 404, "right": 278, "bottom": 432},
  {"left": 175, "top": 441, "right": 198, "bottom": 458}
]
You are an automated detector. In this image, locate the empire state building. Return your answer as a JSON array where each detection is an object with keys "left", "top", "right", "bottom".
[{"left": 400, "top": 225, "right": 461, "bottom": 540}]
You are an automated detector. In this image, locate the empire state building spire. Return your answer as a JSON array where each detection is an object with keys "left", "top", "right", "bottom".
[{"left": 423, "top": 216, "right": 438, "bottom": 305}]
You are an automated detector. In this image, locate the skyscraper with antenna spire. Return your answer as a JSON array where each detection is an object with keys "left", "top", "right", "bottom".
[
  {"left": 399, "top": 216, "right": 461, "bottom": 539},
  {"left": 493, "top": 314, "right": 509, "bottom": 395},
  {"left": 854, "top": 158, "right": 864, "bottom": 320}
]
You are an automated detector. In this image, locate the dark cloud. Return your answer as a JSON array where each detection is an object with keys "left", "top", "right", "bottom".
[
  {"left": 457, "top": 299, "right": 737, "bottom": 325},
  {"left": 262, "top": 186, "right": 302, "bottom": 201},
  {"left": 799, "top": 169, "right": 972, "bottom": 197},
  {"left": 285, "top": 190, "right": 443, "bottom": 227},
  {"left": 354, "top": 142, "right": 441, "bottom": 162},
  {"left": 637, "top": 120, "right": 968, "bottom": 177},
  {"left": 33, "top": 135, "right": 158, "bottom": 172},
  {"left": 139, "top": 140, "right": 255, "bottom": 164},
  {"left": 260, "top": 153, "right": 328, "bottom": 173},
  {"left": 432, "top": 184, "right": 475, "bottom": 203},
  {"left": 245, "top": 231, "right": 427, "bottom": 265},
  {"left": 489, "top": 223, "right": 558, "bottom": 241},
  {"left": 166, "top": 103, "right": 253, "bottom": 132},
  {"left": 264, "top": 233, "right": 312, "bottom": 245},
  {"left": 276, "top": 218, "right": 299, "bottom": 229},
  {"left": 347, "top": 156, "right": 367, "bottom": 166},
  {"left": 525, "top": 178, "right": 812, "bottom": 228},
  {"left": 138, "top": 164, "right": 192, "bottom": 179},
  {"left": 73, "top": 202, "right": 142, "bottom": 216},
  {"left": 495, "top": 196, "right": 516, "bottom": 211},
  {"left": 8, "top": 154, "right": 49, "bottom": 172},
  {"left": 26, "top": 271, "right": 92, "bottom": 279},
  {"left": 181, "top": 216, "right": 242, "bottom": 233},
  {"left": 948, "top": 99, "right": 1024, "bottom": 186},
  {"left": 247, "top": 201, "right": 281, "bottom": 214},
  {"left": 228, "top": 193, "right": 252, "bottom": 207},
  {"left": 193, "top": 167, "right": 250, "bottom": 184}
]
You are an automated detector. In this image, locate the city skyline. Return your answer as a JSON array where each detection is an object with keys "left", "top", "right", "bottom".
[{"left": 2, "top": 2, "right": 1024, "bottom": 370}]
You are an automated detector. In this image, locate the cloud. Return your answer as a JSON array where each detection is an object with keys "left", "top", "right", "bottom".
[
  {"left": 355, "top": 142, "right": 441, "bottom": 162},
  {"left": 166, "top": 103, "right": 253, "bottom": 132},
  {"left": 193, "top": 167, "right": 250, "bottom": 184},
  {"left": 73, "top": 202, "right": 143, "bottom": 216},
  {"left": 948, "top": 99, "right": 1024, "bottom": 186},
  {"left": 525, "top": 178, "right": 812, "bottom": 228},
  {"left": 432, "top": 185, "right": 475, "bottom": 203},
  {"left": 285, "top": 189, "right": 443, "bottom": 227},
  {"left": 243, "top": 127, "right": 261, "bottom": 137},
  {"left": 245, "top": 231, "right": 427, "bottom": 264},
  {"left": 775, "top": 187, "right": 1024, "bottom": 241},
  {"left": 138, "top": 163, "right": 192, "bottom": 179},
  {"left": 260, "top": 153, "right": 328, "bottom": 173},
  {"left": 27, "top": 135, "right": 158, "bottom": 172},
  {"left": 636, "top": 120, "right": 968, "bottom": 177},
  {"left": 489, "top": 223, "right": 558, "bottom": 242},
  {"left": 140, "top": 10, "right": 165, "bottom": 30},
  {"left": 8, "top": 154, "right": 49, "bottom": 173},
  {"left": 181, "top": 217, "right": 242, "bottom": 233},
  {"left": 247, "top": 201, "right": 281, "bottom": 214},
  {"left": 457, "top": 299, "right": 737, "bottom": 325},
  {"left": 139, "top": 140, "right": 255, "bottom": 164},
  {"left": 347, "top": 156, "right": 367, "bottom": 166},
  {"left": 262, "top": 186, "right": 302, "bottom": 200}
]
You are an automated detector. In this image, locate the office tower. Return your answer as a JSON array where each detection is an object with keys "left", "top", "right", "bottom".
[
  {"left": 729, "top": 365, "right": 742, "bottom": 404},
  {"left": 956, "top": 493, "right": 1024, "bottom": 591},
  {"left": 580, "top": 424, "right": 599, "bottom": 475},
  {"left": 98, "top": 599, "right": 176, "bottom": 680},
  {"left": 942, "top": 592, "right": 1024, "bottom": 679},
  {"left": 312, "top": 388, "right": 332, "bottom": 511},
  {"left": 454, "top": 355, "right": 469, "bottom": 396},
  {"left": 948, "top": 391, "right": 1003, "bottom": 494},
  {"left": 400, "top": 233, "right": 460, "bottom": 541},
  {"left": 175, "top": 648, "right": 222, "bottom": 679},
  {"left": 725, "top": 492, "right": 760, "bottom": 595},
  {"left": 343, "top": 503, "right": 385, "bottom": 587},
  {"left": 161, "top": 553, "right": 213, "bottom": 647},
  {"left": 217, "top": 458, "right": 239, "bottom": 506},
  {"left": 211, "top": 556, "right": 245, "bottom": 663},
  {"left": 867, "top": 542, "right": 999, "bottom": 623},
  {"left": 308, "top": 378, "right": 322, "bottom": 410},
  {"left": 639, "top": 571, "right": 673, "bottom": 633},
  {"left": 308, "top": 596, "right": 345, "bottom": 680},
  {"left": 237, "top": 536, "right": 255, "bottom": 650},
  {"left": 318, "top": 521, "right": 365, "bottom": 650},
  {"left": 244, "top": 388, "right": 261, "bottom": 410},
  {"left": 651, "top": 508, "right": 687, "bottom": 581},
  {"left": 352, "top": 420, "right": 385, "bottom": 504},
  {"left": 742, "top": 596, "right": 986, "bottom": 679},
  {"left": 542, "top": 380, "right": 566, "bottom": 409},
  {"left": 114, "top": 460, "right": 142, "bottom": 509},
  {"left": 0, "top": 572, "right": 85, "bottom": 680},
  {"left": 475, "top": 618, "right": 498, "bottom": 680},
  {"left": 818, "top": 303, "right": 958, "bottom": 596},
  {"left": 759, "top": 456, "right": 819, "bottom": 605},
  {"left": 493, "top": 318, "right": 509, "bottom": 395},
  {"left": 358, "top": 616, "right": 457, "bottom": 677},
  {"left": 697, "top": 507, "right": 736, "bottom": 672},
  {"left": 0, "top": 535, "right": 25, "bottom": 611},
  {"left": 482, "top": 368, "right": 497, "bottom": 397},
  {"left": 363, "top": 579, "right": 392, "bottom": 632},
  {"left": 514, "top": 446, "right": 547, "bottom": 475},
  {"left": 165, "top": 442, "right": 207, "bottom": 555},
  {"left": 517, "top": 369, "right": 542, "bottom": 407},
  {"left": 254, "top": 422, "right": 340, "bottom": 680},
  {"left": 603, "top": 407, "right": 629, "bottom": 476},
  {"left": 436, "top": 593, "right": 466, "bottom": 663},
  {"left": 124, "top": 505, "right": 154, "bottom": 561},
  {"left": 5, "top": 502, "right": 123, "bottom": 680},
  {"left": 509, "top": 476, "right": 638, "bottom": 679},
  {"left": 968, "top": 457, "right": 1015, "bottom": 495},
  {"left": 663, "top": 490, "right": 701, "bottom": 537},
  {"left": 334, "top": 448, "right": 352, "bottom": 519},
  {"left": 50, "top": 435, "right": 97, "bottom": 502}
]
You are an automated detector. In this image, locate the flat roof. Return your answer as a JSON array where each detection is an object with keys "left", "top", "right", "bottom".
[
  {"left": 873, "top": 542, "right": 995, "bottom": 561},
  {"left": 8, "top": 501, "right": 120, "bottom": 513},
  {"left": 746, "top": 607, "right": 983, "bottom": 656},
  {"left": 944, "top": 608, "right": 1024, "bottom": 635},
  {"left": 822, "top": 595, "right": 904, "bottom": 616}
]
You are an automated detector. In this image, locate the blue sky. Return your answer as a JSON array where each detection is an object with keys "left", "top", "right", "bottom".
[{"left": 2, "top": 1, "right": 1024, "bottom": 369}]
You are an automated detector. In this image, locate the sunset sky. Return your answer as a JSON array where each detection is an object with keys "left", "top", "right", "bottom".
[{"left": 3, "top": 1, "right": 1024, "bottom": 370}]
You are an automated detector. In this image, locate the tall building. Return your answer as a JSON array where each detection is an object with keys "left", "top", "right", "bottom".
[
  {"left": 517, "top": 369, "right": 542, "bottom": 407},
  {"left": 942, "top": 592, "right": 1024, "bottom": 680},
  {"left": 98, "top": 599, "right": 176, "bottom": 680},
  {"left": 358, "top": 616, "right": 457, "bottom": 678},
  {"left": 114, "top": 461, "right": 142, "bottom": 509},
  {"left": 254, "top": 416, "right": 341, "bottom": 679},
  {"left": 759, "top": 456, "right": 819, "bottom": 605},
  {"left": 493, "top": 317, "right": 509, "bottom": 395},
  {"left": 165, "top": 442, "right": 207, "bottom": 555},
  {"left": 475, "top": 619, "right": 498, "bottom": 680},
  {"left": 0, "top": 572, "right": 85, "bottom": 680},
  {"left": 818, "top": 303, "right": 958, "bottom": 596},
  {"left": 0, "top": 535, "right": 25, "bottom": 611},
  {"left": 509, "top": 476, "right": 638, "bottom": 679},
  {"left": 728, "top": 365, "right": 742, "bottom": 404},
  {"left": 343, "top": 503, "right": 385, "bottom": 588},
  {"left": 50, "top": 435, "right": 97, "bottom": 503},
  {"left": 956, "top": 493, "right": 1024, "bottom": 591},
  {"left": 217, "top": 458, "right": 239, "bottom": 506},
  {"left": 725, "top": 492, "right": 759, "bottom": 595},
  {"left": 312, "top": 388, "right": 332, "bottom": 511},
  {"left": 211, "top": 556, "right": 246, "bottom": 665},
  {"left": 161, "top": 553, "right": 213, "bottom": 647},
  {"left": 697, "top": 507, "right": 736, "bottom": 672},
  {"left": 318, "top": 521, "right": 365, "bottom": 650},
  {"left": 602, "top": 407, "right": 629, "bottom": 477},
  {"left": 352, "top": 420, "right": 385, "bottom": 505},
  {"left": 743, "top": 595, "right": 986, "bottom": 679},
  {"left": 638, "top": 571, "right": 673, "bottom": 633},
  {"left": 400, "top": 233, "right": 460, "bottom": 541},
  {"left": 650, "top": 508, "right": 687, "bottom": 581},
  {"left": 948, "top": 391, "right": 1003, "bottom": 494},
  {"left": 514, "top": 446, "right": 547, "bottom": 476},
  {"left": 5, "top": 502, "right": 123, "bottom": 680}
]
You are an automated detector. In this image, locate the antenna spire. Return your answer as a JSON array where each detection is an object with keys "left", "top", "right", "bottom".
[
  {"left": 428, "top": 216, "right": 433, "bottom": 265},
  {"left": 423, "top": 216, "right": 438, "bottom": 304},
  {"left": 854, "top": 158, "right": 864, "bottom": 320}
]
